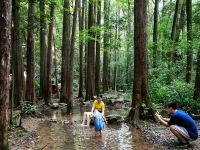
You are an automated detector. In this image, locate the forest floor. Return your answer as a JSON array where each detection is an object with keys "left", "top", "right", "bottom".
[
  {"left": 8, "top": 102, "right": 200, "bottom": 150},
  {"left": 138, "top": 120, "right": 200, "bottom": 150}
]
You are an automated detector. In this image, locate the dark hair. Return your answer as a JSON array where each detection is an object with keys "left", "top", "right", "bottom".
[
  {"left": 97, "top": 94, "right": 102, "bottom": 98},
  {"left": 166, "top": 102, "right": 177, "bottom": 109}
]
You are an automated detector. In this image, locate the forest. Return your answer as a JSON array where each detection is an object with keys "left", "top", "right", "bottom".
[{"left": 0, "top": 0, "right": 200, "bottom": 149}]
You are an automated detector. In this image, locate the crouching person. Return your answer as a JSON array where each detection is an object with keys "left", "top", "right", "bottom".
[{"left": 155, "top": 102, "right": 198, "bottom": 148}]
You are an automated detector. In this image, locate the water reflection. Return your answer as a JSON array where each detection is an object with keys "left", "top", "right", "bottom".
[{"left": 36, "top": 106, "right": 157, "bottom": 150}]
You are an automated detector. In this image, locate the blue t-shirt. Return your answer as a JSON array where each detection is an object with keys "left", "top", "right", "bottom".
[{"left": 168, "top": 110, "right": 198, "bottom": 140}]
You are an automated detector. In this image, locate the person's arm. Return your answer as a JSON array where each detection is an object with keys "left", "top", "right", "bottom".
[
  {"left": 161, "top": 116, "right": 170, "bottom": 122},
  {"left": 101, "top": 103, "right": 105, "bottom": 116},
  {"left": 155, "top": 114, "right": 170, "bottom": 127},
  {"left": 91, "top": 101, "right": 95, "bottom": 113}
]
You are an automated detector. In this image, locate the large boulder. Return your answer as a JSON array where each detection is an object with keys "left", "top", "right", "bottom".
[{"left": 106, "top": 115, "right": 123, "bottom": 124}]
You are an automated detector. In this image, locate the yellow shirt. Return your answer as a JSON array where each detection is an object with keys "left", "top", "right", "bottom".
[{"left": 93, "top": 100, "right": 105, "bottom": 112}]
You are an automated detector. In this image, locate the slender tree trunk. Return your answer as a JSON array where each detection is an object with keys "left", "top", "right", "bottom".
[
  {"left": 127, "top": 0, "right": 154, "bottom": 124},
  {"left": 103, "top": 0, "right": 109, "bottom": 93},
  {"left": 53, "top": 35, "right": 59, "bottom": 98},
  {"left": 186, "top": 0, "right": 193, "bottom": 83},
  {"left": 0, "top": 0, "right": 11, "bottom": 149},
  {"left": 12, "top": 0, "right": 25, "bottom": 106},
  {"left": 86, "top": 0, "right": 95, "bottom": 100},
  {"left": 26, "top": 0, "right": 36, "bottom": 104},
  {"left": 39, "top": 0, "right": 47, "bottom": 100},
  {"left": 113, "top": 4, "right": 119, "bottom": 94},
  {"left": 175, "top": 1, "right": 186, "bottom": 42},
  {"left": 61, "top": 0, "right": 70, "bottom": 102},
  {"left": 167, "top": 0, "right": 180, "bottom": 83},
  {"left": 78, "top": 0, "right": 84, "bottom": 98},
  {"left": 173, "top": 0, "right": 186, "bottom": 61},
  {"left": 126, "top": 0, "right": 131, "bottom": 88},
  {"left": 84, "top": 0, "right": 88, "bottom": 96},
  {"left": 194, "top": 38, "right": 200, "bottom": 100},
  {"left": 171, "top": 0, "right": 180, "bottom": 46},
  {"left": 66, "top": 0, "right": 79, "bottom": 112},
  {"left": 163, "top": 0, "right": 166, "bottom": 7},
  {"left": 95, "top": 0, "right": 101, "bottom": 95},
  {"left": 46, "top": 1, "right": 55, "bottom": 104},
  {"left": 10, "top": 72, "right": 14, "bottom": 125},
  {"left": 152, "top": 0, "right": 159, "bottom": 75}
]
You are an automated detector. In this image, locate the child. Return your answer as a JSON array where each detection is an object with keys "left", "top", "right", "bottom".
[{"left": 93, "top": 109, "right": 106, "bottom": 136}]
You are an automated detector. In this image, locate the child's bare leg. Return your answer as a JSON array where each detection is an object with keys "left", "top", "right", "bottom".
[
  {"left": 82, "top": 112, "right": 87, "bottom": 125},
  {"left": 86, "top": 113, "right": 91, "bottom": 126}
]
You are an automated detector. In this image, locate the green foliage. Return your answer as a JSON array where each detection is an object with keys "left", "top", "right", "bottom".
[
  {"left": 150, "top": 79, "right": 193, "bottom": 104},
  {"left": 20, "top": 101, "right": 35, "bottom": 117},
  {"left": 172, "top": 98, "right": 200, "bottom": 115}
]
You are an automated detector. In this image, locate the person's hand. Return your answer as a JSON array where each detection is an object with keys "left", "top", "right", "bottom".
[
  {"left": 90, "top": 113, "right": 94, "bottom": 118},
  {"left": 155, "top": 113, "right": 162, "bottom": 122}
]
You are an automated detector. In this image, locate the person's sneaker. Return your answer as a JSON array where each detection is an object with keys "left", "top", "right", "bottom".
[{"left": 176, "top": 141, "right": 190, "bottom": 148}]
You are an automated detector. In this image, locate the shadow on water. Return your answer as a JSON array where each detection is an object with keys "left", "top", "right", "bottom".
[{"left": 36, "top": 105, "right": 157, "bottom": 150}]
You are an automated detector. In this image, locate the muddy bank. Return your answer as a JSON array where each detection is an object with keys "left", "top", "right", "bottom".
[
  {"left": 8, "top": 118, "right": 40, "bottom": 150},
  {"left": 138, "top": 120, "right": 200, "bottom": 150}
]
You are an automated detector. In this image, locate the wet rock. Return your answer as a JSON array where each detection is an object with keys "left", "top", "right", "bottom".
[
  {"left": 62, "top": 120, "right": 70, "bottom": 124},
  {"left": 49, "top": 119, "right": 58, "bottom": 123},
  {"left": 124, "top": 101, "right": 131, "bottom": 108},
  {"left": 106, "top": 115, "right": 123, "bottom": 124},
  {"left": 59, "top": 103, "right": 67, "bottom": 107},
  {"left": 83, "top": 101, "right": 92, "bottom": 107},
  {"left": 113, "top": 99, "right": 124, "bottom": 109},
  {"left": 50, "top": 103, "right": 59, "bottom": 109}
]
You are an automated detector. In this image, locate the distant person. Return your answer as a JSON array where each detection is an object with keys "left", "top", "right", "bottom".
[
  {"left": 81, "top": 95, "right": 105, "bottom": 126},
  {"left": 155, "top": 102, "right": 198, "bottom": 148}
]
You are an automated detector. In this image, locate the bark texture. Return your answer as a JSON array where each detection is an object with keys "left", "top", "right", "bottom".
[{"left": 0, "top": 0, "right": 11, "bottom": 149}]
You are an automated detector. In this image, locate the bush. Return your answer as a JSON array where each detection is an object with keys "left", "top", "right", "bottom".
[
  {"left": 150, "top": 79, "right": 193, "bottom": 104},
  {"left": 20, "top": 101, "right": 35, "bottom": 117}
]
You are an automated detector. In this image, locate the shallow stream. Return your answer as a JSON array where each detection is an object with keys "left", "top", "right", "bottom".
[{"left": 36, "top": 105, "right": 157, "bottom": 150}]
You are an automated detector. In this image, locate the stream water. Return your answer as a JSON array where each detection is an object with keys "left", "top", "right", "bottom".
[{"left": 36, "top": 105, "right": 157, "bottom": 150}]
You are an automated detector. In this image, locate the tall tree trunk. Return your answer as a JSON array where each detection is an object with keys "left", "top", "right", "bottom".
[
  {"left": 46, "top": 1, "right": 55, "bottom": 104},
  {"left": 53, "top": 35, "right": 59, "bottom": 98},
  {"left": 61, "top": 0, "right": 70, "bottom": 102},
  {"left": 95, "top": 0, "right": 101, "bottom": 95},
  {"left": 0, "top": 0, "right": 11, "bottom": 148},
  {"left": 171, "top": 0, "right": 180, "bottom": 48},
  {"left": 127, "top": 0, "right": 154, "bottom": 124},
  {"left": 113, "top": 4, "right": 119, "bottom": 94},
  {"left": 103, "top": 0, "right": 109, "bottom": 93},
  {"left": 173, "top": 0, "right": 186, "bottom": 60},
  {"left": 186, "top": 0, "right": 193, "bottom": 83},
  {"left": 78, "top": 0, "right": 84, "bottom": 98},
  {"left": 66, "top": 0, "right": 79, "bottom": 112},
  {"left": 12, "top": 0, "right": 25, "bottom": 106},
  {"left": 39, "top": 0, "right": 47, "bottom": 100},
  {"left": 175, "top": 1, "right": 186, "bottom": 42},
  {"left": 167, "top": 0, "right": 180, "bottom": 83},
  {"left": 86, "top": 0, "right": 95, "bottom": 100},
  {"left": 152, "top": 0, "right": 159, "bottom": 75},
  {"left": 126, "top": 0, "right": 131, "bottom": 88},
  {"left": 84, "top": 0, "right": 88, "bottom": 97},
  {"left": 194, "top": 40, "right": 200, "bottom": 100},
  {"left": 26, "top": 0, "right": 36, "bottom": 104}
]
